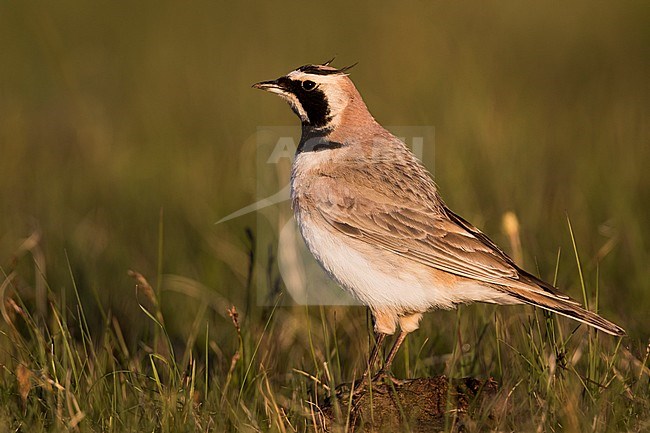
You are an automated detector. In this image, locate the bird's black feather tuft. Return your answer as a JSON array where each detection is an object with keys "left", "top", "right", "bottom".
[{"left": 296, "top": 62, "right": 357, "bottom": 76}]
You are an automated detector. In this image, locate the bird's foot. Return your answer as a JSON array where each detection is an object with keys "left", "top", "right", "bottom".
[
  {"left": 351, "top": 375, "right": 372, "bottom": 396},
  {"left": 351, "top": 369, "right": 406, "bottom": 396},
  {"left": 372, "top": 369, "right": 405, "bottom": 387}
]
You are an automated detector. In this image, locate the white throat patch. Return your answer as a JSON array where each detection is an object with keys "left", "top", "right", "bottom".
[{"left": 264, "top": 86, "right": 310, "bottom": 123}]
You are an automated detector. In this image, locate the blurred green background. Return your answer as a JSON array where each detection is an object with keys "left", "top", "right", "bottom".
[{"left": 1, "top": 0, "right": 648, "bottom": 351}]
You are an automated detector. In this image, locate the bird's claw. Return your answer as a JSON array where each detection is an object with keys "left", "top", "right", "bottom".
[
  {"left": 372, "top": 370, "right": 405, "bottom": 387},
  {"left": 351, "top": 370, "right": 405, "bottom": 396}
]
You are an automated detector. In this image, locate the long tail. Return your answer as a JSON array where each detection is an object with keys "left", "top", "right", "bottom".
[{"left": 501, "top": 272, "right": 626, "bottom": 336}]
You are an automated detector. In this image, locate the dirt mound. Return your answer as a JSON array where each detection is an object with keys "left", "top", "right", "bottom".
[{"left": 317, "top": 375, "right": 499, "bottom": 432}]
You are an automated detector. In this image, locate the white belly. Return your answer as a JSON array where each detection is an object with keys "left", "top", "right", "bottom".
[{"left": 296, "top": 212, "right": 467, "bottom": 313}]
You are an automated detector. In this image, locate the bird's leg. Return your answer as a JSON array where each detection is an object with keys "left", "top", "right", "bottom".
[
  {"left": 353, "top": 332, "right": 386, "bottom": 393},
  {"left": 384, "top": 330, "right": 408, "bottom": 370},
  {"left": 372, "top": 330, "right": 409, "bottom": 385},
  {"left": 366, "top": 332, "right": 386, "bottom": 375}
]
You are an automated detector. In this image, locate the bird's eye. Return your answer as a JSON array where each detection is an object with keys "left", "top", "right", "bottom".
[{"left": 302, "top": 80, "right": 316, "bottom": 91}]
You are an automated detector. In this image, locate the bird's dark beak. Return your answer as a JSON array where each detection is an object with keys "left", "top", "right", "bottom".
[{"left": 252, "top": 79, "right": 283, "bottom": 92}]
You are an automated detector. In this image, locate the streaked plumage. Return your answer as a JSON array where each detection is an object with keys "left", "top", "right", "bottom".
[{"left": 253, "top": 61, "right": 625, "bottom": 375}]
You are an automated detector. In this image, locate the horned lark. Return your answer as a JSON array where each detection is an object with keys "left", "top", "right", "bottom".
[{"left": 253, "top": 61, "right": 625, "bottom": 376}]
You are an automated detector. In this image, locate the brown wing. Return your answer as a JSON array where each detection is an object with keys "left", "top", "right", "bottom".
[
  {"left": 311, "top": 170, "right": 573, "bottom": 301},
  {"left": 317, "top": 196, "right": 520, "bottom": 284}
]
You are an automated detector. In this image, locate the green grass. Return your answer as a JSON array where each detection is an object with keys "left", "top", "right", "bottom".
[
  {"left": 0, "top": 233, "right": 648, "bottom": 431},
  {"left": 0, "top": 0, "right": 649, "bottom": 431}
]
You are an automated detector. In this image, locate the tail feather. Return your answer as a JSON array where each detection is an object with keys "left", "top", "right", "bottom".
[{"left": 503, "top": 286, "right": 626, "bottom": 336}]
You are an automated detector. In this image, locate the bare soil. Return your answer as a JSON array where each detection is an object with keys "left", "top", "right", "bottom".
[{"left": 317, "top": 376, "right": 499, "bottom": 432}]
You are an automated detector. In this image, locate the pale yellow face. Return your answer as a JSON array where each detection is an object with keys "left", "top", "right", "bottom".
[{"left": 254, "top": 64, "right": 356, "bottom": 129}]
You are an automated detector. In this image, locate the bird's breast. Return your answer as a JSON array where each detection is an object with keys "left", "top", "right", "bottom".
[{"left": 289, "top": 167, "right": 458, "bottom": 313}]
